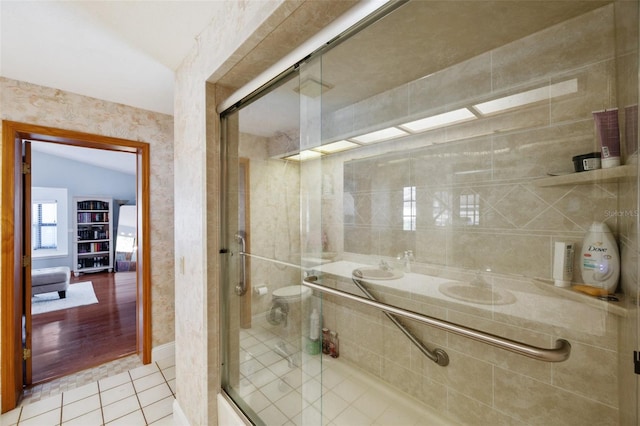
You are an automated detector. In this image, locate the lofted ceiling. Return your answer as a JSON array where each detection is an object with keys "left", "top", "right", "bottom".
[{"left": 1, "top": 0, "right": 612, "bottom": 147}]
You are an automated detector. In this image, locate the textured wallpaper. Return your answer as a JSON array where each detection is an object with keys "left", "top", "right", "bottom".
[{"left": 0, "top": 77, "right": 176, "bottom": 349}]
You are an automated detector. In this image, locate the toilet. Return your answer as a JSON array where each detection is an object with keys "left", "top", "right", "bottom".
[{"left": 267, "top": 285, "right": 312, "bottom": 341}]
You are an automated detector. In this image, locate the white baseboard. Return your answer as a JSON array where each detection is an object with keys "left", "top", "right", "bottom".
[
  {"left": 152, "top": 341, "right": 175, "bottom": 362},
  {"left": 173, "top": 399, "right": 190, "bottom": 426}
]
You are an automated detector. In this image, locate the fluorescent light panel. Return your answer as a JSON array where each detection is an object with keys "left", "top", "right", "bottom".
[
  {"left": 400, "top": 108, "right": 476, "bottom": 132},
  {"left": 350, "top": 127, "right": 408, "bottom": 144},
  {"left": 283, "top": 150, "right": 322, "bottom": 161},
  {"left": 474, "top": 78, "right": 578, "bottom": 115},
  {"left": 313, "top": 140, "right": 359, "bottom": 154}
]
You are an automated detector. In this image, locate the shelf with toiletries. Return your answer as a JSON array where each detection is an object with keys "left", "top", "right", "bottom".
[
  {"left": 533, "top": 164, "right": 636, "bottom": 187},
  {"left": 531, "top": 279, "right": 627, "bottom": 317}
]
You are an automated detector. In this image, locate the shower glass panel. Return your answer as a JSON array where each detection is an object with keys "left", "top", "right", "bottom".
[
  {"left": 222, "top": 0, "right": 639, "bottom": 424},
  {"left": 221, "top": 71, "right": 325, "bottom": 425}
]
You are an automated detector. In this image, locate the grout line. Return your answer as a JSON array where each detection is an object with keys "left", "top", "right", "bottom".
[
  {"left": 59, "top": 393, "right": 64, "bottom": 426},
  {"left": 128, "top": 370, "right": 148, "bottom": 425},
  {"left": 156, "top": 362, "right": 175, "bottom": 398},
  {"left": 96, "top": 380, "right": 106, "bottom": 426}
]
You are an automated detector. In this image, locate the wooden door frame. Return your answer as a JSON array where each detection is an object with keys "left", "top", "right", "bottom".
[{"left": 1, "top": 121, "right": 152, "bottom": 413}]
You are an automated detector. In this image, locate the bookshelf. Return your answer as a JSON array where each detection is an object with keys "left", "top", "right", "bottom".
[{"left": 73, "top": 197, "right": 113, "bottom": 277}]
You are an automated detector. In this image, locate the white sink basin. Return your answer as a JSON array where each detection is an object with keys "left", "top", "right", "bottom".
[
  {"left": 352, "top": 267, "right": 404, "bottom": 280},
  {"left": 439, "top": 282, "right": 516, "bottom": 305}
]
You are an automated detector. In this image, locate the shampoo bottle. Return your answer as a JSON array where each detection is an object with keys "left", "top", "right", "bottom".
[
  {"left": 580, "top": 222, "right": 620, "bottom": 293},
  {"left": 305, "top": 309, "right": 321, "bottom": 355}
]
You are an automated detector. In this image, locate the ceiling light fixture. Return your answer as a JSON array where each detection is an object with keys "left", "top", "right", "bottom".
[
  {"left": 350, "top": 127, "right": 409, "bottom": 144},
  {"left": 312, "top": 140, "right": 360, "bottom": 154},
  {"left": 283, "top": 150, "right": 323, "bottom": 161},
  {"left": 399, "top": 108, "right": 477, "bottom": 132},
  {"left": 473, "top": 78, "right": 578, "bottom": 115}
]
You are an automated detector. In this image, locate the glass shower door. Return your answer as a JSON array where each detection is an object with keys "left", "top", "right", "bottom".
[
  {"left": 220, "top": 70, "right": 324, "bottom": 425},
  {"left": 221, "top": 0, "right": 640, "bottom": 424}
]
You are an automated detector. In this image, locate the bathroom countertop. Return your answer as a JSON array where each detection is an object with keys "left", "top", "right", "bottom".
[{"left": 313, "top": 260, "right": 625, "bottom": 336}]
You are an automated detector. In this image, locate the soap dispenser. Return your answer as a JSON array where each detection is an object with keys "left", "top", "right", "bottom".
[{"left": 579, "top": 222, "right": 620, "bottom": 293}]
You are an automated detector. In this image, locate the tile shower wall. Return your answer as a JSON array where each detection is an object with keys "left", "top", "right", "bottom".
[
  {"left": 239, "top": 134, "right": 302, "bottom": 318},
  {"left": 322, "top": 4, "right": 623, "bottom": 283}
]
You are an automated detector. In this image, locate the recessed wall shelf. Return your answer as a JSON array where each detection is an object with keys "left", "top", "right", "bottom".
[{"left": 533, "top": 165, "right": 636, "bottom": 187}]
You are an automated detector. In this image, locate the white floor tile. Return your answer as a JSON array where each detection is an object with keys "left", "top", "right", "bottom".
[
  {"left": 20, "top": 394, "right": 62, "bottom": 421},
  {"left": 102, "top": 395, "right": 140, "bottom": 424},
  {"left": 133, "top": 371, "right": 165, "bottom": 393},
  {"left": 99, "top": 372, "right": 131, "bottom": 392},
  {"left": 137, "top": 383, "right": 173, "bottom": 408},
  {"left": 258, "top": 404, "right": 289, "bottom": 426},
  {"left": 244, "top": 390, "right": 272, "bottom": 413},
  {"left": 100, "top": 381, "right": 136, "bottom": 406},
  {"left": 142, "top": 396, "right": 174, "bottom": 424},
  {"left": 274, "top": 390, "right": 303, "bottom": 419},
  {"left": 256, "top": 349, "right": 284, "bottom": 367},
  {"left": 19, "top": 408, "right": 61, "bottom": 426},
  {"left": 150, "top": 414, "right": 174, "bottom": 425},
  {"left": 105, "top": 409, "right": 146, "bottom": 425},
  {"left": 62, "top": 394, "right": 101, "bottom": 423},
  {"left": 0, "top": 406, "right": 22, "bottom": 425},
  {"left": 167, "top": 378, "right": 176, "bottom": 395},
  {"left": 62, "top": 382, "right": 99, "bottom": 405},
  {"left": 321, "top": 392, "right": 349, "bottom": 421},
  {"left": 160, "top": 365, "right": 176, "bottom": 381},
  {"left": 155, "top": 356, "right": 175, "bottom": 371},
  {"left": 128, "top": 363, "right": 159, "bottom": 381},
  {"left": 247, "top": 368, "right": 278, "bottom": 388},
  {"left": 61, "top": 408, "right": 103, "bottom": 426}
]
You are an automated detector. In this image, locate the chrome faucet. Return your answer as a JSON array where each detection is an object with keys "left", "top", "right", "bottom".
[
  {"left": 379, "top": 259, "right": 392, "bottom": 271},
  {"left": 398, "top": 250, "right": 414, "bottom": 272}
]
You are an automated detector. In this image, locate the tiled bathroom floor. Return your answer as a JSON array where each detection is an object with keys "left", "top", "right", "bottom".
[
  {"left": 1, "top": 355, "right": 176, "bottom": 426},
  {"left": 238, "top": 320, "right": 454, "bottom": 425}
]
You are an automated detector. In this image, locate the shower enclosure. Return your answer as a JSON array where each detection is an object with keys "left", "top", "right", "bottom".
[{"left": 220, "top": 1, "right": 640, "bottom": 424}]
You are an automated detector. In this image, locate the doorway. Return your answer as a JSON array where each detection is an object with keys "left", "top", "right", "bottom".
[
  {"left": 29, "top": 141, "right": 138, "bottom": 383},
  {"left": 1, "top": 121, "right": 151, "bottom": 413}
]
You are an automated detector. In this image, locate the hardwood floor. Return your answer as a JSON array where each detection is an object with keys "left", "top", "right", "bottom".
[{"left": 30, "top": 271, "right": 137, "bottom": 384}]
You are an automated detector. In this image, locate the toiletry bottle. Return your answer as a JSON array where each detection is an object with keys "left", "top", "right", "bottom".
[
  {"left": 593, "top": 109, "right": 621, "bottom": 168},
  {"left": 329, "top": 331, "right": 339, "bottom": 358},
  {"left": 553, "top": 242, "right": 574, "bottom": 287},
  {"left": 306, "top": 309, "right": 320, "bottom": 354},
  {"left": 322, "top": 328, "right": 330, "bottom": 354},
  {"left": 580, "top": 222, "right": 620, "bottom": 293}
]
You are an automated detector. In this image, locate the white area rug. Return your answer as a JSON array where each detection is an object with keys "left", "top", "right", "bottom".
[{"left": 32, "top": 281, "right": 98, "bottom": 315}]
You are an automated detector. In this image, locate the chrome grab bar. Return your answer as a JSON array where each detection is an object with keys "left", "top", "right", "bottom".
[
  {"left": 234, "top": 232, "right": 247, "bottom": 296},
  {"left": 352, "top": 277, "right": 449, "bottom": 366},
  {"left": 302, "top": 276, "right": 571, "bottom": 363}
]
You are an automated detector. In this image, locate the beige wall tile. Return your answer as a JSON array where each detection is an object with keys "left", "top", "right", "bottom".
[
  {"left": 553, "top": 341, "right": 618, "bottom": 406},
  {"left": 491, "top": 5, "right": 615, "bottom": 90},
  {"left": 494, "top": 367, "right": 619, "bottom": 425}
]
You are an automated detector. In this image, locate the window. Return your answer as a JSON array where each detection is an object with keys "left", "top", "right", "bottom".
[
  {"left": 33, "top": 201, "right": 58, "bottom": 250},
  {"left": 32, "top": 187, "right": 68, "bottom": 258},
  {"left": 459, "top": 193, "right": 480, "bottom": 226},
  {"left": 403, "top": 186, "right": 416, "bottom": 231}
]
